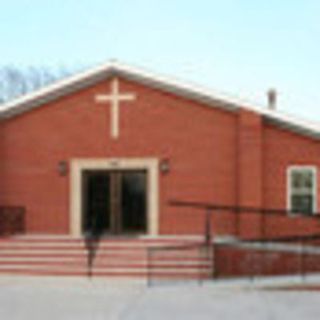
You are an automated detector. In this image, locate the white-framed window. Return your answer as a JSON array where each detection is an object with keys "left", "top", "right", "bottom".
[{"left": 287, "top": 166, "right": 317, "bottom": 215}]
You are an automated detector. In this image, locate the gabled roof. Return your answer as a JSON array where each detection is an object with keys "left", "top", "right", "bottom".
[{"left": 0, "top": 60, "right": 319, "bottom": 139}]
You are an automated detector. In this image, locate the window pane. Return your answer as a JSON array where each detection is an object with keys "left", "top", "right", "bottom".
[
  {"left": 302, "top": 171, "right": 313, "bottom": 188},
  {"left": 291, "top": 170, "right": 313, "bottom": 190},
  {"left": 291, "top": 172, "right": 302, "bottom": 189},
  {"left": 291, "top": 195, "right": 313, "bottom": 215}
]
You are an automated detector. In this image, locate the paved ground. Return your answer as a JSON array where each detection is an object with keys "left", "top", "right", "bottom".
[{"left": 0, "top": 276, "right": 319, "bottom": 319}]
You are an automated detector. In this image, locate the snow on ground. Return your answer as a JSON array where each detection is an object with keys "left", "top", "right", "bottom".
[{"left": 0, "top": 276, "right": 319, "bottom": 319}]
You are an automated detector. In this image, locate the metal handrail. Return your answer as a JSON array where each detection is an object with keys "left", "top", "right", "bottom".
[
  {"left": 146, "top": 241, "right": 211, "bottom": 286},
  {"left": 170, "top": 199, "right": 320, "bottom": 244},
  {"left": 84, "top": 212, "right": 103, "bottom": 278},
  {"left": 170, "top": 200, "right": 320, "bottom": 219},
  {"left": 169, "top": 200, "right": 320, "bottom": 281}
]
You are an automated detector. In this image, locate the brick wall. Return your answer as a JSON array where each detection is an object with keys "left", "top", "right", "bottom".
[
  {"left": 0, "top": 77, "right": 237, "bottom": 234},
  {"left": 214, "top": 243, "right": 320, "bottom": 278},
  {"left": 262, "top": 124, "right": 320, "bottom": 237},
  {"left": 0, "top": 76, "right": 319, "bottom": 237},
  {"left": 237, "top": 110, "right": 263, "bottom": 238}
]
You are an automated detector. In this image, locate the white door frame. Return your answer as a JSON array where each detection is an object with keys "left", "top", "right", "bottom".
[{"left": 70, "top": 158, "right": 159, "bottom": 236}]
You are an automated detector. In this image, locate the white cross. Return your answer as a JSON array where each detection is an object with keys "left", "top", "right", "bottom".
[{"left": 95, "top": 78, "right": 136, "bottom": 139}]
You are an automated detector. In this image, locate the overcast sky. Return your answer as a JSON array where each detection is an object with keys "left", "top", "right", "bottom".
[{"left": 0, "top": 0, "right": 319, "bottom": 122}]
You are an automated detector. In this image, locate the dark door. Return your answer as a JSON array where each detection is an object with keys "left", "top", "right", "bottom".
[
  {"left": 121, "top": 171, "right": 147, "bottom": 233},
  {"left": 82, "top": 171, "right": 111, "bottom": 234},
  {"left": 82, "top": 170, "right": 147, "bottom": 235}
]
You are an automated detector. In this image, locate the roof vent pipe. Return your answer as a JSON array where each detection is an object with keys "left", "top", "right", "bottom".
[{"left": 267, "top": 88, "right": 277, "bottom": 110}]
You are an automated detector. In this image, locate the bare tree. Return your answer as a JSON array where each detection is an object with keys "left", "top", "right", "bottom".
[{"left": 0, "top": 66, "right": 72, "bottom": 104}]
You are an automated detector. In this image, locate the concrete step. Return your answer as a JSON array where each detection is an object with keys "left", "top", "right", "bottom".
[
  {"left": 0, "top": 268, "right": 211, "bottom": 279},
  {"left": 0, "top": 236, "right": 212, "bottom": 279}
]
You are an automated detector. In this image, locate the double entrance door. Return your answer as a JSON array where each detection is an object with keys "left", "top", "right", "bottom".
[{"left": 82, "top": 170, "right": 147, "bottom": 235}]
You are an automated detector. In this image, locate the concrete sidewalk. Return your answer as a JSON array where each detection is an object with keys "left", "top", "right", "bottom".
[{"left": 0, "top": 276, "right": 319, "bottom": 319}]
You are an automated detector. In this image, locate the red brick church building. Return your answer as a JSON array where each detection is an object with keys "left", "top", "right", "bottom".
[{"left": 0, "top": 61, "right": 319, "bottom": 277}]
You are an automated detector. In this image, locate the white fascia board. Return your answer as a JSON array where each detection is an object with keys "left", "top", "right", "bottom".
[
  {"left": 0, "top": 60, "right": 257, "bottom": 118},
  {"left": 0, "top": 60, "right": 319, "bottom": 140},
  {"left": 261, "top": 108, "right": 320, "bottom": 139}
]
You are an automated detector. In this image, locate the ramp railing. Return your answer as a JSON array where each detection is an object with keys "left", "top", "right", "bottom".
[
  {"left": 169, "top": 200, "right": 320, "bottom": 242},
  {"left": 163, "top": 200, "right": 320, "bottom": 281}
]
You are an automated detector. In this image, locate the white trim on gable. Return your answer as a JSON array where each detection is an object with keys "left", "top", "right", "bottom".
[{"left": 0, "top": 60, "right": 320, "bottom": 139}]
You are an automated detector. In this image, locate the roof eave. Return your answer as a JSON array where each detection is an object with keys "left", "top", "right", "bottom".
[
  {"left": 0, "top": 61, "right": 241, "bottom": 119},
  {"left": 264, "top": 115, "right": 320, "bottom": 140},
  {"left": 0, "top": 60, "right": 319, "bottom": 141}
]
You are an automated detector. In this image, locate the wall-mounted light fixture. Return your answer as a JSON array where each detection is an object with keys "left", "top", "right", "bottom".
[
  {"left": 160, "top": 158, "right": 170, "bottom": 174},
  {"left": 58, "top": 161, "right": 68, "bottom": 176}
]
